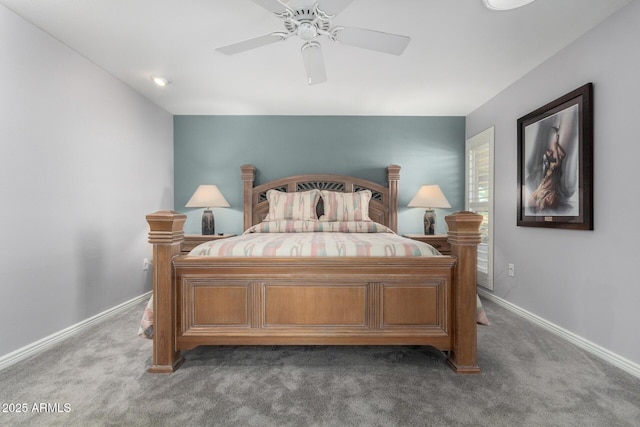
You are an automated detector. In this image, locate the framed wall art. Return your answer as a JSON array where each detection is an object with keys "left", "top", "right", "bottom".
[{"left": 517, "top": 83, "right": 593, "bottom": 230}]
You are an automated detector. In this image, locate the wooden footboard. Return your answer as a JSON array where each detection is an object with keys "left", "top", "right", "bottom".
[{"left": 145, "top": 210, "right": 482, "bottom": 374}]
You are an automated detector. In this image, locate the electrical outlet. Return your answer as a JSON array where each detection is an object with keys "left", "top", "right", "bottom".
[
  {"left": 143, "top": 258, "right": 152, "bottom": 271},
  {"left": 508, "top": 263, "right": 515, "bottom": 277}
]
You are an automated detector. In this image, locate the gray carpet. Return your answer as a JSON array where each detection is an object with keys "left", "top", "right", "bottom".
[{"left": 1, "top": 298, "right": 638, "bottom": 427}]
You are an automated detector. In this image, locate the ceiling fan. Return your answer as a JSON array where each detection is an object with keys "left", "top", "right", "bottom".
[{"left": 216, "top": 0, "right": 411, "bottom": 85}]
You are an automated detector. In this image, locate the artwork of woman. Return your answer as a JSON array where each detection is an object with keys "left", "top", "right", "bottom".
[
  {"left": 523, "top": 103, "right": 579, "bottom": 217},
  {"left": 528, "top": 127, "right": 566, "bottom": 211}
]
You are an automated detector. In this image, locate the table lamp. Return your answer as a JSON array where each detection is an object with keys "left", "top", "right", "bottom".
[
  {"left": 185, "top": 185, "right": 230, "bottom": 235},
  {"left": 408, "top": 185, "right": 451, "bottom": 235}
]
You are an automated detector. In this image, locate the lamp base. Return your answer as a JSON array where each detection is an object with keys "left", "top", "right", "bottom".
[
  {"left": 202, "top": 210, "right": 215, "bottom": 235},
  {"left": 423, "top": 209, "right": 436, "bottom": 235}
]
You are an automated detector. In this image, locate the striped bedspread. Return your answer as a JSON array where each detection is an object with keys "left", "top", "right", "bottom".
[{"left": 189, "top": 221, "right": 441, "bottom": 257}]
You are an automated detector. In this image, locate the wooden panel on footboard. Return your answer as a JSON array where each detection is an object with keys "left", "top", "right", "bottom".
[{"left": 173, "top": 257, "right": 456, "bottom": 351}]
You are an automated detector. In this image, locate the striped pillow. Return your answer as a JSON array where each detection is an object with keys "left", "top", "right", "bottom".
[
  {"left": 263, "top": 189, "right": 321, "bottom": 221},
  {"left": 320, "top": 190, "right": 372, "bottom": 222}
]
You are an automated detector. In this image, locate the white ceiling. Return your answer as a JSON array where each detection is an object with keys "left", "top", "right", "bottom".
[{"left": 0, "top": 0, "right": 631, "bottom": 116}]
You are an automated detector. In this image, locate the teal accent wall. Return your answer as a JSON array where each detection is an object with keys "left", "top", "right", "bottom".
[{"left": 174, "top": 116, "right": 465, "bottom": 235}]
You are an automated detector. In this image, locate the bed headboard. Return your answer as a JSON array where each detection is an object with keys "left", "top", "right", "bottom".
[{"left": 241, "top": 165, "right": 401, "bottom": 232}]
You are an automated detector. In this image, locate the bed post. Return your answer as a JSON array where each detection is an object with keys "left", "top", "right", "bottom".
[
  {"left": 386, "top": 165, "right": 401, "bottom": 233},
  {"left": 146, "top": 210, "right": 186, "bottom": 373},
  {"left": 241, "top": 165, "right": 256, "bottom": 231},
  {"left": 445, "top": 211, "right": 483, "bottom": 374}
]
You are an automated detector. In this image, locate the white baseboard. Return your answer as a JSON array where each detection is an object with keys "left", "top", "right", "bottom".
[
  {"left": 478, "top": 289, "right": 640, "bottom": 380},
  {"left": 0, "top": 291, "right": 151, "bottom": 373}
]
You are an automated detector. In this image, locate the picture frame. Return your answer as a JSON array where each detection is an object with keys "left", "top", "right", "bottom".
[{"left": 517, "top": 83, "right": 593, "bottom": 230}]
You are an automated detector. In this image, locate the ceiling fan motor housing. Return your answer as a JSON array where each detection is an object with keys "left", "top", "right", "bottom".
[{"left": 284, "top": 8, "right": 331, "bottom": 41}]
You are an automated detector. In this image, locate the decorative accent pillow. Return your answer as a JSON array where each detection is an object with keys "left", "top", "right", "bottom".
[
  {"left": 320, "top": 190, "right": 372, "bottom": 222},
  {"left": 263, "top": 189, "right": 321, "bottom": 221}
]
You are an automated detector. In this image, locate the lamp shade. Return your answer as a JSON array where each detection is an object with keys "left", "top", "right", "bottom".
[
  {"left": 408, "top": 185, "right": 451, "bottom": 209},
  {"left": 185, "top": 185, "right": 230, "bottom": 208},
  {"left": 482, "top": 0, "right": 535, "bottom": 10}
]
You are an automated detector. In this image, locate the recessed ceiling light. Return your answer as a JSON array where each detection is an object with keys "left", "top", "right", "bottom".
[
  {"left": 483, "top": 0, "right": 535, "bottom": 10},
  {"left": 150, "top": 75, "right": 171, "bottom": 87}
]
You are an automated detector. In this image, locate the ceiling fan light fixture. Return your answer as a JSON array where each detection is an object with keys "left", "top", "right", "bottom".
[
  {"left": 483, "top": 0, "right": 536, "bottom": 10},
  {"left": 297, "top": 21, "right": 318, "bottom": 41},
  {"left": 150, "top": 75, "right": 171, "bottom": 87}
]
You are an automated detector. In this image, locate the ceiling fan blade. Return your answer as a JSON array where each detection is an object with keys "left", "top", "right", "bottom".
[
  {"left": 334, "top": 27, "right": 410, "bottom": 55},
  {"left": 317, "top": 0, "right": 356, "bottom": 15},
  {"left": 301, "top": 42, "right": 327, "bottom": 85},
  {"left": 251, "top": 0, "right": 290, "bottom": 14},
  {"left": 216, "top": 33, "right": 284, "bottom": 55}
]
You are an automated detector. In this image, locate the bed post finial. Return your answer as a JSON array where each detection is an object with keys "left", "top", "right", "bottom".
[
  {"left": 387, "top": 165, "right": 401, "bottom": 233},
  {"left": 241, "top": 165, "right": 256, "bottom": 231},
  {"left": 146, "top": 210, "right": 186, "bottom": 373},
  {"left": 444, "top": 211, "right": 483, "bottom": 374}
]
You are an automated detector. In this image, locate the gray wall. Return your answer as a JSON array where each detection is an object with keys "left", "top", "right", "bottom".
[
  {"left": 467, "top": 1, "right": 640, "bottom": 366},
  {"left": 174, "top": 116, "right": 466, "bottom": 236},
  {"left": 0, "top": 5, "right": 174, "bottom": 357}
]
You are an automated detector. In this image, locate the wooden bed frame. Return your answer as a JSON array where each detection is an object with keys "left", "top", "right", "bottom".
[{"left": 146, "top": 165, "right": 482, "bottom": 374}]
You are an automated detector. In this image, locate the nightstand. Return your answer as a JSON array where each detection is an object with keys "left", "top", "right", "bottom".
[
  {"left": 403, "top": 234, "right": 451, "bottom": 255},
  {"left": 181, "top": 234, "right": 236, "bottom": 254}
]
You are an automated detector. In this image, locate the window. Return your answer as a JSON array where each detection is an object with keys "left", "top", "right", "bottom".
[{"left": 466, "top": 127, "right": 494, "bottom": 290}]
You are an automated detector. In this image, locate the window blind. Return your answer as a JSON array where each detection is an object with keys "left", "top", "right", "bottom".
[{"left": 466, "top": 127, "right": 494, "bottom": 290}]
